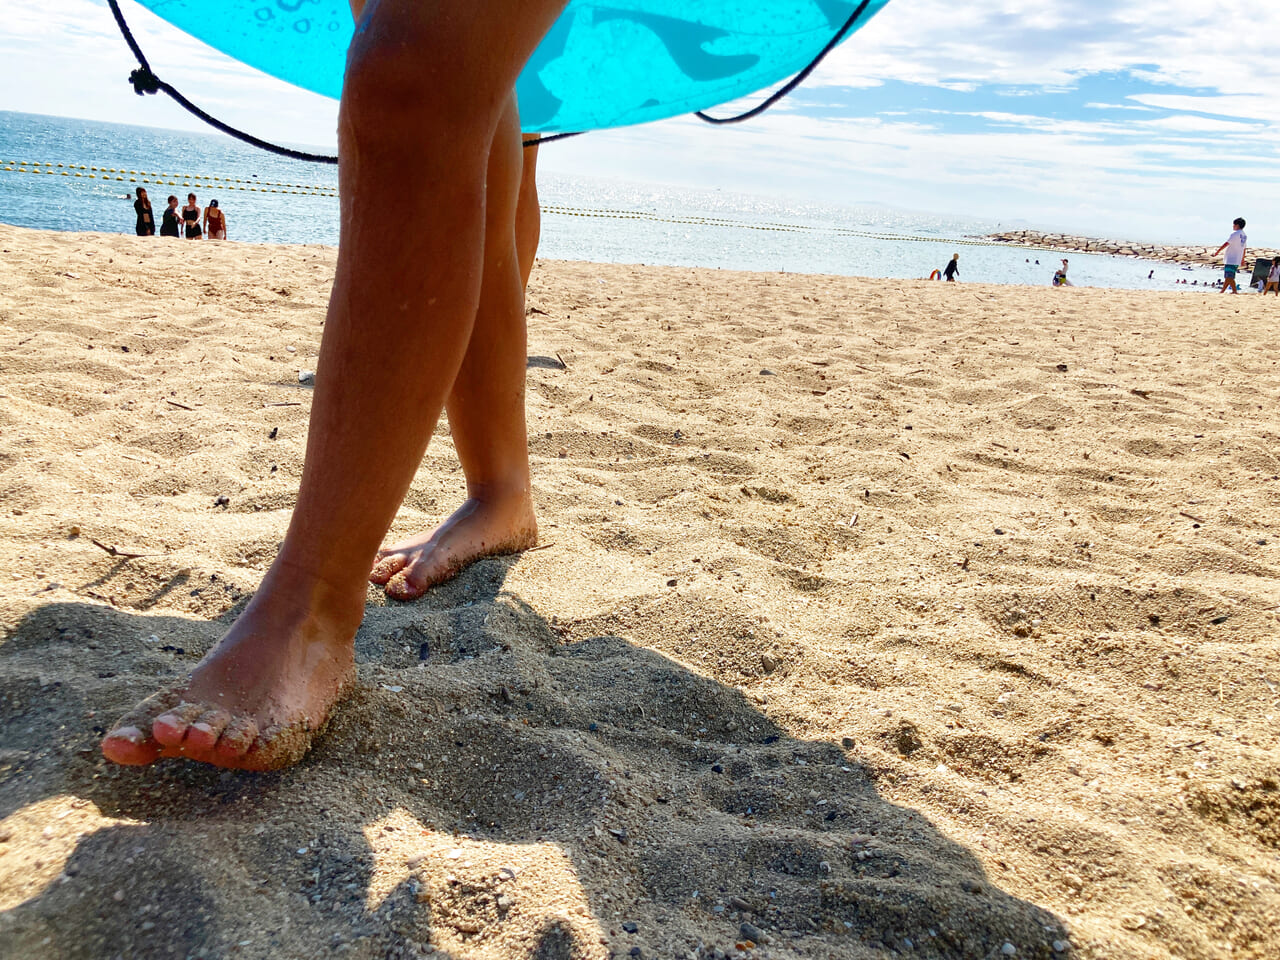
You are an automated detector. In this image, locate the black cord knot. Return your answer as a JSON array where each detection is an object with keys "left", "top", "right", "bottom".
[{"left": 129, "top": 67, "right": 161, "bottom": 96}]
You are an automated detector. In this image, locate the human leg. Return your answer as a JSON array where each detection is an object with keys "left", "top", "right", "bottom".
[
  {"left": 101, "top": 0, "right": 568, "bottom": 770},
  {"left": 369, "top": 126, "right": 545, "bottom": 599},
  {"left": 516, "top": 134, "right": 542, "bottom": 287},
  {"left": 370, "top": 101, "right": 540, "bottom": 600}
]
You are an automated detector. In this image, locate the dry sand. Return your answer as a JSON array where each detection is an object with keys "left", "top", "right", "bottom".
[{"left": 0, "top": 222, "right": 1278, "bottom": 960}]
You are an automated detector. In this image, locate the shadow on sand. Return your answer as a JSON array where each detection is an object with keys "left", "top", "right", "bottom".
[{"left": 0, "top": 556, "right": 1070, "bottom": 959}]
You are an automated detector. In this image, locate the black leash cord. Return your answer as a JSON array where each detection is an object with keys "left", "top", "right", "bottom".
[
  {"left": 107, "top": 0, "right": 339, "bottom": 164},
  {"left": 106, "top": 0, "right": 340, "bottom": 163},
  {"left": 106, "top": 0, "right": 559, "bottom": 158},
  {"left": 107, "top": 0, "right": 864, "bottom": 159},
  {"left": 695, "top": 0, "right": 872, "bottom": 124},
  {"left": 523, "top": 132, "right": 581, "bottom": 148}
]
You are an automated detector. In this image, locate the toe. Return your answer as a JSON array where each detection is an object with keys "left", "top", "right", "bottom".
[
  {"left": 101, "top": 725, "right": 161, "bottom": 766},
  {"left": 369, "top": 552, "right": 408, "bottom": 585},
  {"left": 213, "top": 716, "right": 259, "bottom": 765},
  {"left": 153, "top": 701, "right": 205, "bottom": 747},
  {"left": 183, "top": 709, "right": 231, "bottom": 754},
  {"left": 102, "top": 688, "right": 184, "bottom": 766},
  {"left": 384, "top": 561, "right": 434, "bottom": 601}
]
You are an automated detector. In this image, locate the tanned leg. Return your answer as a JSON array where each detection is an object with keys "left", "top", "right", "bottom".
[
  {"left": 101, "top": 0, "right": 568, "bottom": 770},
  {"left": 370, "top": 131, "right": 544, "bottom": 599},
  {"left": 516, "top": 135, "right": 542, "bottom": 288}
]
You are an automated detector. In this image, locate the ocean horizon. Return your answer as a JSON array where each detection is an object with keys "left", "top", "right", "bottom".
[{"left": 1, "top": 110, "right": 1223, "bottom": 291}]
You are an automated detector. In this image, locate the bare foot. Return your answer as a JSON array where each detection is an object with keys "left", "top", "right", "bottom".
[
  {"left": 101, "top": 565, "right": 365, "bottom": 770},
  {"left": 370, "top": 493, "right": 536, "bottom": 600}
]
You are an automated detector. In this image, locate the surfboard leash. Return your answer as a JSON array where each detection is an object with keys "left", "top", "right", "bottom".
[
  {"left": 106, "top": 0, "right": 867, "bottom": 162},
  {"left": 106, "top": 0, "right": 340, "bottom": 164},
  {"left": 694, "top": 0, "right": 873, "bottom": 125}
]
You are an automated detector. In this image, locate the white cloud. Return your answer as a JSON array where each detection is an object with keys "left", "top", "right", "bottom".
[
  {"left": 538, "top": 107, "right": 1280, "bottom": 242},
  {"left": 819, "top": 0, "right": 1280, "bottom": 97},
  {"left": 1084, "top": 102, "right": 1156, "bottom": 112},
  {"left": 1128, "top": 93, "right": 1276, "bottom": 123},
  {"left": 1138, "top": 114, "right": 1263, "bottom": 133}
]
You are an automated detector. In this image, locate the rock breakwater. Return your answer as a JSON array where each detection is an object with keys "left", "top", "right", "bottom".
[{"left": 986, "top": 229, "right": 1277, "bottom": 267}]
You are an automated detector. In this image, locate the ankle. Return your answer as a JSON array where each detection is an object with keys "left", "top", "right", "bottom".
[
  {"left": 259, "top": 556, "right": 369, "bottom": 624},
  {"left": 465, "top": 478, "right": 534, "bottom": 509}
]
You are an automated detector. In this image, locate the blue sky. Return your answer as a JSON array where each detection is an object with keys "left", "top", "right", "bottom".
[{"left": 1, "top": 0, "right": 1277, "bottom": 242}]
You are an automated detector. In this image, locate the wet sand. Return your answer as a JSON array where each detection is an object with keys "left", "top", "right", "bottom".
[{"left": 1, "top": 223, "right": 1278, "bottom": 959}]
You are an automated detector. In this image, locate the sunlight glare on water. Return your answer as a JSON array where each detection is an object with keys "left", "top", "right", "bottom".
[{"left": 0, "top": 111, "right": 1223, "bottom": 291}]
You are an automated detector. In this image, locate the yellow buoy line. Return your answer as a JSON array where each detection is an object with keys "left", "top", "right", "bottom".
[
  {"left": 541, "top": 204, "right": 1005, "bottom": 247},
  {"left": 3, "top": 161, "right": 1002, "bottom": 247},
  {"left": 0, "top": 161, "right": 338, "bottom": 196}
]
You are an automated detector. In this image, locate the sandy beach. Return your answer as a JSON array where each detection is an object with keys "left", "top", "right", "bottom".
[{"left": 1, "top": 222, "right": 1278, "bottom": 960}]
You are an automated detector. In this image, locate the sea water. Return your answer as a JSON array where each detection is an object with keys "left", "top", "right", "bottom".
[{"left": 0, "top": 110, "right": 1224, "bottom": 291}]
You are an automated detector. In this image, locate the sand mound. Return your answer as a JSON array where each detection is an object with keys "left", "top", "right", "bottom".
[{"left": 1, "top": 224, "right": 1278, "bottom": 959}]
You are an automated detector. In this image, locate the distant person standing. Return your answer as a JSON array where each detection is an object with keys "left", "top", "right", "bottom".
[
  {"left": 160, "top": 195, "right": 182, "bottom": 238},
  {"left": 204, "top": 199, "right": 227, "bottom": 240},
  {"left": 132, "top": 187, "right": 154, "bottom": 236},
  {"left": 1264, "top": 258, "right": 1280, "bottom": 296},
  {"left": 1052, "top": 258, "right": 1073, "bottom": 287},
  {"left": 182, "top": 193, "right": 203, "bottom": 240},
  {"left": 1213, "top": 217, "right": 1247, "bottom": 293},
  {"left": 943, "top": 253, "right": 960, "bottom": 281}
]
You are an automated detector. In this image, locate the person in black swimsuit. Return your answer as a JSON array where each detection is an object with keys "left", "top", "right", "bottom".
[
  {"left": 132, "top": 187, "right": 154, "bottom": 236},
  {"left": 182, "top": 193, "right": 203, "bottom": 239},
  {"left": 160, "top": 195, "right": 181, "bottom": 238}
]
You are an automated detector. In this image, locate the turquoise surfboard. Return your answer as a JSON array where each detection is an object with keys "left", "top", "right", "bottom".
[{"left": 131, "top": 0, "right": 891, "bottom": 132}]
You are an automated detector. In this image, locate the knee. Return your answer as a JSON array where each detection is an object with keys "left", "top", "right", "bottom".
[{"left": 342, "top": 23, "right": 501, "bottom": 154}]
